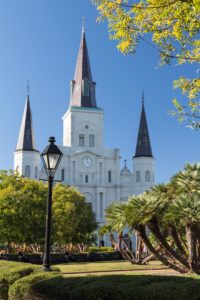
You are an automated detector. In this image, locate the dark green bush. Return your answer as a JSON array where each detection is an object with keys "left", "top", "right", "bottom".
[
  {"left": 88, "top": 246, "right": 114, "bottom": 253},
  {"left": 0, "top": 265, "right": 35, "bottom": 300},
  {"left": 23, "top": 275, "right": 200, "bottom": 300},
  {"left": 8, "top": 272, "right": 56, "bottom": 300}
]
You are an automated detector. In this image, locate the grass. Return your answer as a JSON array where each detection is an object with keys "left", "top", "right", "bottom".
[
  {"left": 0, "top": 261, "right": 29, "bottom": 272},
  {"left": 55, "top": 260, "right": 167, "bottom": 275},
  {"left": 1, "top": 260, "right": 200, "bottom": 299}
]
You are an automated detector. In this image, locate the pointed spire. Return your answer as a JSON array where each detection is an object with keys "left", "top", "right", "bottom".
[
  {"left": 16, "top": 89, "right": 38, "bottom": 152},
  {"left": 134, "top": 93, "right": 153, "bottom": 158},
  {"left": 70, "top": 28, "right": 97, "bottom": 108}
]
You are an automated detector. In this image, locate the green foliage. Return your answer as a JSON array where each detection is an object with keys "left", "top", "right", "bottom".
[
  {"left": 19, "top": 274, "right": 200, "bottom": 300},
  {"left": 88, "top": 246, "right": 114, "bottom": 252},
  {"left": 8, "top": 272, "right": 56, "bottom": 300},
  {"left": 104, "top": 163, "right": 200, "bottom": 273},
  {"left": 92, "top": 0, "right": 200, "bottom": 128},
  {"left": 0, "top": 265, "right": 35, "bottom": 300},
  {"left": 52, "top": 184, "right": 97, "bottom": 245},
  {"left": 0, "top": 173, "right": 97, "bottom": 249},
  {"left": 0, "top": 171, "right": 47, "bottom": 245}
]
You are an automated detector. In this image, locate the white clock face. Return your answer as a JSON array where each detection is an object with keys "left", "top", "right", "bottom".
[{"left": 82, "top": 157, "right": 92, "bottom": 168}]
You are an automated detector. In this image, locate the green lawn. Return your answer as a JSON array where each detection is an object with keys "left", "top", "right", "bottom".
[
  {"left": 55, "top": 260, "right": 167, "bottom": 274},
  {"left": 1, "top": 260, "right": 200, "bottom": 300}
]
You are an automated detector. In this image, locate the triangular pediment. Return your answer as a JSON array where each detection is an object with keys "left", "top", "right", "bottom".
[{"left": 73, "top": 149, "right": 102, "bottom": 158}]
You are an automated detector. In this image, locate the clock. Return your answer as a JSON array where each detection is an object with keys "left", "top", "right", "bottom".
[{"left": 82, "top": 157, "right": 92, "bottom": 168}]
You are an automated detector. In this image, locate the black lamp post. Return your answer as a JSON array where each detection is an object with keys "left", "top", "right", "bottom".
[{"left": 40, "top": 136, "right": 63, "bottom": 271}]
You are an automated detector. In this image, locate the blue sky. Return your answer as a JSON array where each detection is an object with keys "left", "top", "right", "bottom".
[{"left": 0, "top": 0, "right": 198, "bottom": 183}]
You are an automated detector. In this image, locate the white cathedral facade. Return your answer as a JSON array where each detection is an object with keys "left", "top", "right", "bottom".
[{"left": 14, "top": 29, "right": 155, "bottom": 230}]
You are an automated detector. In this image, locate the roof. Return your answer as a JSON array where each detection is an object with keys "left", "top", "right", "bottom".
[
  {"left": 134, "top": 100, "right": 153, "bottom": 158},
  {"left": 16, "top": 96, "right": 38, "bottom": 152},
  {"left": 70, "top": 30, "right": 97, "bottom": 108}
]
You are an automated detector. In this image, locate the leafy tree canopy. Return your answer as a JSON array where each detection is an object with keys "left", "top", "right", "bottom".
[
  {"left": 92, "top": 0, "right": 200, "bottom": 128},
  {"left": 0, "top": 172, "right": 97, "bottom": 250},
  {"left": 52, "top": 184, "right": 97, "bottom": 246}
]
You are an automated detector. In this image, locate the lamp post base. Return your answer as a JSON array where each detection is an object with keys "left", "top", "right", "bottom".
[{"left": 43, "top": 265, "right": 52, "bottom": 272}]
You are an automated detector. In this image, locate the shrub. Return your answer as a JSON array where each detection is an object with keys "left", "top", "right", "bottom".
[
  {"left": 8, "top": 272, "right": 56, "bottom": 300},
  {"left": 20, "top": 275, "right": 200, "bottom": 300},
  {"left": 88, "top": 247, "right": 114, "bottom": 253},
  {"left": 0, "top": 265, "right": 35, "bottom": 300}
]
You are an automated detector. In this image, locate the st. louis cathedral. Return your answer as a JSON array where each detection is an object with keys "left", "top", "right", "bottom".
[{"left": 14, "top": 28, "right": 155, "bottom": 229}]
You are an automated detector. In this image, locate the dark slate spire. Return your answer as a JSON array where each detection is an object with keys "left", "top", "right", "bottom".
[
  {"left": 70, "top": 28, "right": 97, "bottom": 108},
  {"left": 16, "top": 92, "right": 38, "bottom": 152},
  {"left": 134, "top": 94, "right": 153, "bottom": 158}
]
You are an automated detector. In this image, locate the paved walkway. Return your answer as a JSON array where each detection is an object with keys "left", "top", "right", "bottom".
[{"left": 62, "top": 268, "right": 180, "bottom": 276}]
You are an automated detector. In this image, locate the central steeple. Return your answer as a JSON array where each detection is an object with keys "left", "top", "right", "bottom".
[{"left": 70, "top": 29, "right": 97, "bottom": 108}]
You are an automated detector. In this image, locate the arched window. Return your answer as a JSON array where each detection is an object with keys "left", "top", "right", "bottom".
[
  {"left": 16, "top": 166, "right": 19, "bottom": 173},
  {"left": 61, "top": 169, "right": 65, "bottom": 181},
  {"left": 25, "top": 165, "right": 31, "bottom": 178},
  {"left": 35, "top": 167, "right": 38, "bottom": 179},
  {"left": 108, "top": 170, "right": 111, "bottom": 183},
  {"left": 145, "top": 170, "right": 150, "bottom": 182},
  {"left": 85, "top": 175, "right": 89, "bottom": 183},
  {"left": 136, "top": 171, "right": 140, "bottom": 182}
]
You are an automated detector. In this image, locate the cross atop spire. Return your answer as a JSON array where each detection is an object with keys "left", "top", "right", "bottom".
[
  {"left": 27, "top": 79, "right": 30, "bottom": 96},
  {"left": 81, "top": 16, "right": 86, "bottom": 33},
  {"left": 134, "top": 96, "right": 153, "bottom": 158},
  {"left": 142, "top": 90, "right": 144, "bottom": 105},
  {"left": 69, "top": 28, "right": 97, "bottom": 108}
]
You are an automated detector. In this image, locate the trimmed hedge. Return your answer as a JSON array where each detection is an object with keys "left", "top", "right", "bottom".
[
  {"left": 88, "top": 247, "right": 114, "bottom": 253},
  {"left": 0, "top": 265, "right": 36, "bottom": 300},
  {"left": 8, "top": 272, "right": 56, "bottom": 300},
  {"left": 1, "top": 251, "right": 122, "bottom": 264},
  {"left": 22, "top": 275, "right": 200, "bottom": 300}
]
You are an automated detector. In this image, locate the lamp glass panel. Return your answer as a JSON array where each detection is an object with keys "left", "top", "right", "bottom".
[
  {"left": 48, "top": 154, "right": 60, "bottom": 170},
  {"left": 43, "top": 154, "right": 49, "bottom": 169}
]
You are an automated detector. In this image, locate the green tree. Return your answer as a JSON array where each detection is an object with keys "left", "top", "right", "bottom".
[
  {"left": 0, "top": 173, "right": 97, "bottom": 252},
  {"left": 52, "top": 184, "right": 97, "bottom": 249},
  {"left": 92, "top": 0, "right": 200, "bottom": 128},
  {"left": 0, "top": 172, "right": 47, "bottom": 251},
  {"left": 104, "top": 163, "right": 200, "bottom": 274}
]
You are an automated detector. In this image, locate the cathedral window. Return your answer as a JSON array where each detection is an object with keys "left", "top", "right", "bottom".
[
  {"left": 99, "top": 192, "right": 104, "bottom": 218},
  {"left": 25, "top": 165, "right": 31, "bottom": 178},
  {"left": 85, "top": 175, "right": 89, "bottom": 183},
  {"left": 108, "top": 170, "right": 111, "bottom": 183},
  {"left": 72, "top": 161, "right": 76, "bottom": 184},
  {"left": 99, "top": 162, "right": 103, "bottom": 184},
  {"left": 89, "top": 134, "right": 95, "bottom": 147},
  {"left": 79, "top": 134, "right": 85, "bottom": 147},
  {"left": 136, "top": 171, "right": 140, "bottom": 182},
  {"left": 61, "top": 169, "right": 65, "bottom": 181},
  {"left": 82, "top": 79, "right": 90, "bottom": 96},
  {"left": 35, "top": 167, "right": 38, "bottom": 179},
  {"left": 145, "top": 170, "right": 150, "bottom": 182}
]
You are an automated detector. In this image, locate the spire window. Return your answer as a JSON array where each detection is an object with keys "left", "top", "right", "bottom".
[
  {"left": 25, "top": 165, "right": 31, "bottom": 178},
  {"left": 145, "top": 170, "right": 150, "bottom": 182},
  {"left": 61, "top": 169, "right": 65, "bottom": 181},
  {"left": 82, "top": 79, "right": 90, "bottom": 96},
  {"left": 136, "top": 171, "right": 140, "bottom": 182},
  {"left": 108, "top": 170, "right": 112, "bottom": 183},
  {"left": 35, "top": 167, "right": 38, "bottom": 178}
]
